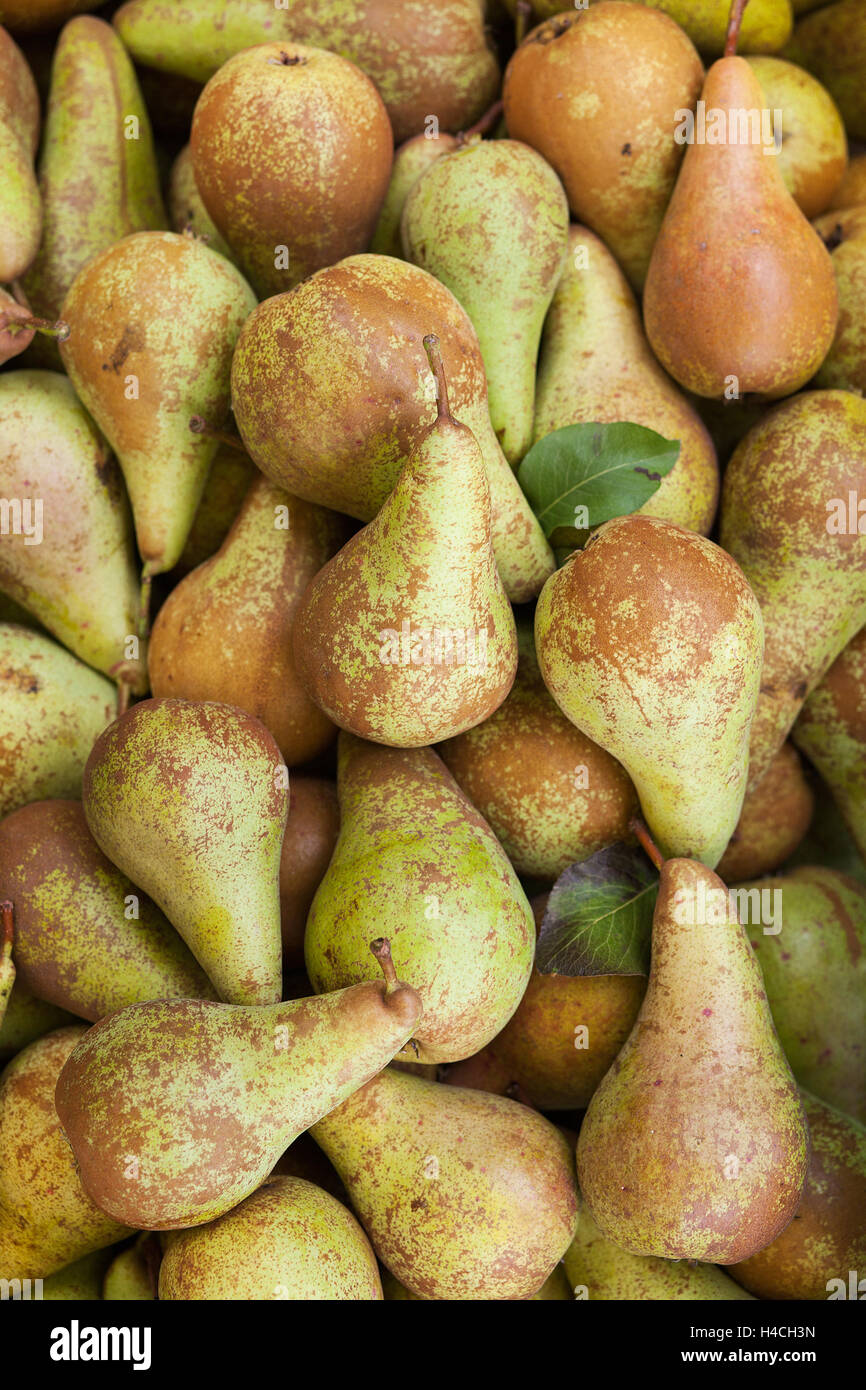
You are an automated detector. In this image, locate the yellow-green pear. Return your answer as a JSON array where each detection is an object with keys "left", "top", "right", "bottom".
[
  {"left": 785, "top": 0, "right": 866, "bottom": 140},
  {"left": 167, "top": 143, "right": 236, "bottom": 264},
  {"left": 812, "top": 205, "right": 866, "bottom": 395},
  {"left": 747, "top": 55, "right": 847, "bottom": 217},
  {"left": 371, "top": 131, "right": 459, "bottom": 258},
  {"left": 0, "top": 26, "right": 41, "bottom": 282}
]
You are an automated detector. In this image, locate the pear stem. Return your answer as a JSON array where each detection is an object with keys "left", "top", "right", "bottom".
[
  {"left": 461, "top": 99, "right": 503, "bottom": 141},
  {"left": 0, "top": 901, "right": 13, "bottom": 956},
  {"left": 630, "top": 815, "right": 665, "bottom": 872},
  {"left": 724, "top": 0, "right": 749, "bottom": 57},
  {"left": 0, "top": 309, "right": 70, "bottom": 341},
  {"left": 422, "top": 333, "right": 452, "bottom": 424},
  {"left": 370, "top": 937, "right": 399, "bottom": 994},
  {"left": 515, "top": 0, "right": 532, "bottom": 45},
  {"left": 189, "top": 415, "right": 246, "bottom": 454},
  {"left": 506, "top": 1079, "right": 539, "bottom": 1110},
  {"left": 116, "top": 679, "right": 131, "bottom": 719}
]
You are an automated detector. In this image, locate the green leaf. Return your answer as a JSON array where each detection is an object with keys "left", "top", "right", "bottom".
[
  {"left": 517, "top": 422, "right": 680, "bottom": 542},
  {"left": 535, "top": 844, "right": 658, "bottom": 977}
]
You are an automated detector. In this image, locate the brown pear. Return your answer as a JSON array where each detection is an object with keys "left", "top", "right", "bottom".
[
  {"left": 792, "top": 625, "right": 866, "bottom": 860},
  {"left": 717, "top": 742, "right": 814, "bottom": 882},
  {"left": 828, "top": 153, "right": 866, "bottom": 210},
  {"left": 279, "top": 778, "right": 340, "bottom": 970}
]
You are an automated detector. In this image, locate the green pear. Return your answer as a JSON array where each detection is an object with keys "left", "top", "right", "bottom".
[
  {"left": 172, "top": 444, "right": 256, "bottom": 575},
  {"left": 577, "top": 858, "right": 809, "bottom": 1263},
  {"left": 0, "top": 624, "right": 115, "bottom": 820},
  {"left": 0, "top": 371, "right": 145, "bottom": 690},
  {"left": 82, "top": 698, "right": 286, "bottom": 1007},
  {"left": 371, "top": 131, "right": 459, "bottom": 258},
  {"left": 0, "top": 979, "right": 76, "bottom": 1063},
  {"left": 746, "top": 56, "right": 847, "bottom": 218},
  {"left": 305, "top": 733, "right": 534, "bottom": 1064},
  {"left": 793, "top": 626, "right": 866, "bottom": 860},
  {"left": 59, "top": 230, "right": 257, "bottom": 584},
  {"left": 533, "top": 225, "right": 719, "bottom": 535},
  {"left": 158, "top": 1176, "right": 383, "bottom": 1300},
  {"left": 311, "top": 1067, "right": 579, "bottom": 1300},
  {"left": 102, "top": 1235, "right": 157, "bottom": 1300},
  {"left": 0, "top": 1027, "right": 132, "bottom": 1278},
  {"left": 292, "top": 337, "right": 518, "bottom": 747},
  {"left": 744, "top": 866, "right": 866, "bottom": 1122},
  {"left": 0, "top": 799, "right": 218, "bottom": 1021},
  {"left": 0, "top": 27, "right": 41, "bottom": 282},
  {"left": 42, "top": 1248, "right": 116, "bottom": 1300},
  {"left": 718, "top": 390, "right": 866, "bottom": 791},
  {"left": 402, "top": 137, "right": 569, "bottom": 465},
  {"left": 785, "top": 0, "right": 866, "bottom": 140},
  {"left": 812, "top": 205, "right": 866, "bottom": 395},
  {"left": 167, "top": 143, "right": 237, "bottom": 265},
  {"left": 535, "top": 515, "right": 764, "bottom": 868},
  {"left": 54, "top": 944, "right": 422, "bottom": 1229},
  {"left": 504, "top": 0, "right": 794, "bottom": 55}
]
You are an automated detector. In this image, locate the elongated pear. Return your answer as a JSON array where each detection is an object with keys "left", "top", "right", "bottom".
[
  {"left": 82, "top": 699, "right": 286, "bottom": 1007},
  {"left": 719, "top": 390, "right": 866, "bottom": 790},
  {"left": 59, "top": 231, "right": 257, "bottom": 581},
  {"left": 0, "top": 624, "right": 115, "bottom": 820},
  {"left": 371, "top": 132, "right": 458, "bottom": 259},
  {"left": 577, "top": 858, "right": 809, "bottom": 1262},
  {"left": 535, "top": 515, "right": 764, "bottom": 868},
  {"left": 643, "top": 48, "right": 837, "bottom": 397},
  {"left": 533, "top": 225, "right": 719, "bottom": 535},
  {"left": 231, "top": 254, "right": 554, "bottom": 603},
  {"left": 305, "top": 734, "right": 535, "bottom": 1063},
  {"left": 311, "top": 1067, "right": 579, "bottom": 1300},
  {"left": 793, "top": 627, "right": 866, "bottom": 860},
  {"left": 0, "top": 27, "right": 41, "bottom": 282},
  {"left": 0, "top": 1027, "right": 132, "bottom": 1279},
  {"left": 812, "top": 205, "right": 866, "bottom": 396},
  {"left": 0, "top": 799, "right": 217, "bottom": 1021},
  {"left": 402, "top": 139, "right": 569, "bottom": 464},
  {"left": 54, "top": 943, "right": 421, "bottom": 1229},
  {"left": 149, "top": 478, "right": 345, "bottom": 765},
  {"left": 293, "top": 338, "right": 517, "bottom": 747},
  {"left": 278, "top": 778, "right": 339, "bottom": 968},
  {"left": 0, "top": 371, "right": 145, "bottom": 690}
]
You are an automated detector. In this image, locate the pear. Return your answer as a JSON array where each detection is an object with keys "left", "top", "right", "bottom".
[
  {"left": 564, "top": 1196, "right": 755, "bottom": 1300},
  {"left": 311, "top": 1067, "right": 579, "bottom": 1300},
  {"left": 0, "top": 1027, "right": 132, "bottom": 1279},
  {"left": 746, "top": 56, "right": 847, "bottom": 218},
  {"left": 20, "top": 16, "right": 167, "bottom": 357},
  {"left": 577, "top": 858, "right": 809, "bottom": 1263},
  {"left": 42, "top": 1248, "right": 116, "bottom": 1300},
  {"left": 305, "top": 734, "right": 535, "bottom": 1064},
  {"left": 828, "top": 153, "right": 866, "bottom": 210},
  {"left": 533, "top": 225, "right": 719, "bottom": 535},
  {"left": 0, "top": 371, "right": 145, "bottom": 691},
  {"left": 292, "top": 338, "right": 518, "bottom": 747},
  {"left": 54, "top": 942, "right": 422, "bottom": 1229},
  {"left": 0, "top": 979, "right": 76, "bottom": 1063},
  {"left": 440, "top": 621, "right": 638, "bottom": 880},
  {"left": 59, "top": 230, "right": 257, "bottom": 584},
  {"left": 172, "top": 444, "right": 256, "bottom": 576},
  {"left": 0, "top": 3, "right": 92, "bottom": 30},
  {"left": 0, "top": 902, "right": 13, "bottom": 1030},
  {"left": 0, "top": 799, "right": 218, "bottom": 1021},
  {"left": 502, "top": 0, "right": 794, "bottom": 55},
  {"left": 371, "top": 131, "right": 459, "bottom": 259},
  {"left": 503, "top": 5, "right": 705, "bottom": 289},
  {"left": 793, "top": 626, "right": 866, "bottom": 860},
  {"left": 402, "top": 138, "right": 569, "bottom": 465},
  {"left": 102, "top": 1235, "right": 157, "bottom": 1300},
  {"left": 785, "top": 0, "right": 866, "bottom": 140},
  {"left": 535, "top": 515, "right": 764, "bottom": 868},
  {"left": 148, "top": 478, "right": 346, "bottom": 766},
  {"left": 381, "top": 1263, "right": 572, "bottom": 1301},
  {"left": 0, "top": 287, "right": 37, "bottom": 363},
  {"left": 168, "top": 143, "right": 237, "bottom": 265},
  {"left": 279, "top": 778, "right": 339, "bottom": 969},
  {"left": 812, "top": 205, "right": 866, "bottom": 396},
  {"left": 0, "top": 27, "right": 41, "bottom": 282},
  {"left": 0, "top": 624, "right": 115, "bottom": 820},
  {"left": 744, "top": 866, "right": 866, "bottom": 1122},
  {"left": 719, "top": 390, "right": 866, "bottom": 790},
  {"left": 717, "top": 742, "right": 814, "bottom": 882},
  {"left": 231, "top": 255, "right": 554, "bottom": 603},
  {"left": 158, "top": 1176, "right": 383, "bottom": 1300},
  {"left": 112, "top": 0, "right": 500, "bottom": 144},
  {"left": 82, "top": 698, "right": 286, "bottom": 1008},
  {"left": 729, "top": 1092, "right": 866, "bottom": 1300}
]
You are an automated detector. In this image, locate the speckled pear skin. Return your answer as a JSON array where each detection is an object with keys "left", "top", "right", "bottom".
[
  {"left": 191, "top": 44, "right": 392, "bottom": 300},
  {"left": 402, "top": 138, "right": 569, "bottom": 465},
  {"left": 292, "top": 347, "right": 517, "bottom": 747},
  {"left": 535, "top": 515, "right": 764, "bottom": 868},
  {"left": 785, "top": 0, "right": 866, "bottom": 141},
  {"left": 20, "top": 16, "right": 167, "bottom": 353},
  {"left": 744, "top": 866, "right": 866, "bottom": 1123},
  {"left": 829, "top": 154, "right": 866, "bottom": 211},
  {"left": 503, "top": 5, "right": 704, "bottom": 291},
  {"left": 563, "top": 1195, "right": 755, "bottom": 1300},
  {"left": 167, "top": 144, "right": 237, "bottom": 265},
  {"left": 149, "top": 478, "right": 346, "bottom": 766},
  {"left": 0, "top": 625, "right": 115, "bottom": 821},
  {"left": 54, "top": 967, "right": 422, "bottom": 1230},
  {"left": 578, "top": 858, "right": 809, "bottom": 1263},
  {"left": 59, "top": 230, "right": 257, "bottom": 576},
  {"left": 793, "top": 627, "right": 866, "bottom": 859},
  {"left": 0, "top": 799, "right": 218, "bottom": 1022},
  {"left": 716, "top": 742, "right": 814, "bottom": 882},
  {"left": 0, "top": 981, "right": 76, "bottom": 1062},
  {"left": 813, "top": 206, "right": 866, "bottom": 397},
  {"left": 730, "top": 1092, "right": 866, "bottom": 1300},
  {"left": 643, "top": 55, "right": 837, "bottom": 399},
  {"left": 371, "top": 132, "right": 458, "bottom": 258},
  {"left": 746, "top": 57, "right": 847, "bottom": 220},
  {"left": 719, "top": 391, "right": 866, "bottom": 792},
  {"left": 0, "top": 1027, "right": 132, "bottom": 1279},
  {"left": 158, "top": 1176, "right": 383, "bottom": 1300},
  {"left": 305, "top": 735, "right": 534, "bottom": 1063},
  {"left": 0, "top": 27, "right": 41, "bottom": 282},
  {"left": 174, "top": 444, "right": 257, "bottom": 575},
  {"left": 113, "top": 0, "right": 499, "bottom": 145},
  {"left": 311, "top": 1067, "right": 579, "bottom": 1300},
  {"left": 533, "top": 225, "right": 719, "bottom": 536},
  {"left": 230, "top": 255, "right": 554, "bottom": 603},
  {"left": 0, "top": 371, "right": 145, "bottom": 690},
  {"left": 102, "top": 1236, "right": 155, "bottom": 1300},
  {"left": 82, "top": 698, "right": 286, "bottom": 1007},
  {"left": 503, "top": 0, "right": 793, "bottom": 54}
]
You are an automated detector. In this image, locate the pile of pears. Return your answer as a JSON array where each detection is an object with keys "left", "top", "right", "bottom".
[{"left": 0, "top": 0, "right": 865, "bottom": 1304}]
